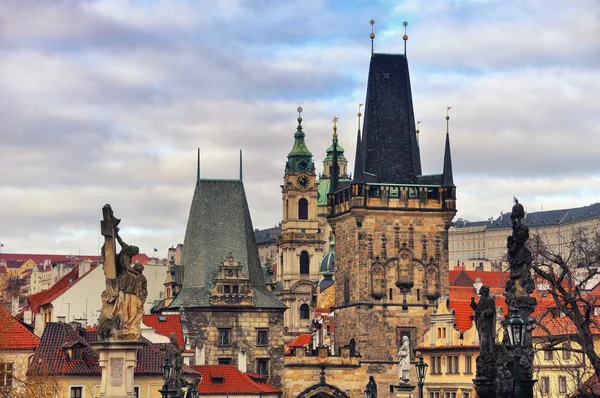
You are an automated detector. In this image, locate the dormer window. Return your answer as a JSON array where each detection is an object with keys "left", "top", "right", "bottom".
[
  {"left": 232, "top": 285, "right": 239, "bottom": 294},
  {"left": 224, "top": 285, "right": 231, "bottom": 294},
  {"left": 72, "top": 348, "right": 82, "bottom": 361}
]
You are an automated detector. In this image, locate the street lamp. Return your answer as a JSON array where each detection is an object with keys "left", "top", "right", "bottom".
[
  {"left": 504, "top": 307, "right": 527, "bottom": 398},
  {"left": 161, "top": 358, "right": 173, "bottom": 398},
  {"left": 364, "top": 376, "right": 376, "bottom": 398},
  {"left": 415, "top": 356, "right": 428, "bottom": 398},
  {"left": 187, "top": 383, "right": 199, "bottom": 398}
]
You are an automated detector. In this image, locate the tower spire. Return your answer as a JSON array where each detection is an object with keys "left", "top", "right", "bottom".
[
  {"left": 239, "top": 149, "right": 243, "bottom": 181},
  {"left": 197, "top": 148, "right": 200, "bottom": 182},
  {"left": 442, "top": 107, "right": 455, "bottom": 187},
  {"left": 370, "top": 20, "right": 375, "bottom": 55},
  {"left": 329, "top": 117, "right": 339, "bottom": 194}
]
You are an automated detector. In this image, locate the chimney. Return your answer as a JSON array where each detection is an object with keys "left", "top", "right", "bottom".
[
  {"left": 24, "top": 310, "right": 33, "bottom": 325},
  {"left": 57, "top": 315, "right": 66, "bottom": 323}
]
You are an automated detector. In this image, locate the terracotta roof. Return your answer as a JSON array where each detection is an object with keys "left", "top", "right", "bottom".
[
  {"left": 191, "top": 365, "right": 282, "bottom": 394},
  {"left": 287, "top": 333, "right": 311, "bottom": 347},
  {"left": 450, "top": 270, "right": 475, "bottom": 287},
  {"left": 133, "top": 253, "right": 150, "bottom": 265},
  {"left": 142, "top": 314, "right": 185, "bottom": 347},
  {"left": 449, "top": 270, "right": 507, "bottom": 288},
  {"left": 6, "top": 260, "right": 24, "bottom": 268},
  {"left": 447, "top": 299, "right": 475, "bottom": 332},
  {"left": 0, "top": 306, "right": 39, "bottom": 350},
  {"left": 27, "top": 322, "right": 181, "bottom": 377}
]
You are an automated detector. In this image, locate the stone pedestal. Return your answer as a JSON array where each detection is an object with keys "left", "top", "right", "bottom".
[
  {"left": 391, "top": 383, "right": 416, "bottom": 398},
  {"left": 91, "top": 340, "right": 146, "bottom": 398}
]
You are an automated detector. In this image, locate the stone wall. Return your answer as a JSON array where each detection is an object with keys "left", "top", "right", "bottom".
[{"left": 181, "top": 308, "right": 285, "bottom": 388}]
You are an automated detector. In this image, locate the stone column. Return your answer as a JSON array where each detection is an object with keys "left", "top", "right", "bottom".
[{"left": 92, "top": 340, "right": 146, "bottom": 398}]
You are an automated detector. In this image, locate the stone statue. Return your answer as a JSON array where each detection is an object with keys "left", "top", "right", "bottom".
[
  {"left": 397, "top": 336, "right": 410, "bottom": 383},
  {"left": 472, "top": 285, "right": 496, "bottom": 354},
  {"left": 98, "top": 204, "right": 147, "bottom": 341},
  {"left": 366, "top": 376, "right": 378, "bottom": 397},
  {"left": 165, "top": 332, "right": 185, "bottom": 388}
]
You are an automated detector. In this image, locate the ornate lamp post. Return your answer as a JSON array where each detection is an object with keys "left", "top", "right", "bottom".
[
  {"left": 505, "top": 308, "right": 527, "bottom": 398},
  {"left": 160, "top": 358, "right": 173, "bottom": 398},
  {"left": 415, "top": 356, "right": 428, "bottom": 398},
  {"left": 187, "top": 383, "right": 199, "bottom": 398},
  {"left": 364, "top": 376, "right": 377, "bottom": 398}
]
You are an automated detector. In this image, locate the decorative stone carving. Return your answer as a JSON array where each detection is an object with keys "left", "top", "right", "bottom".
[{"left": 98, "top": 204, "right": 148, "bottom": 341}]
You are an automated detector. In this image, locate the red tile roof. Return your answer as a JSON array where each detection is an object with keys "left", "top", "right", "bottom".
[
  {"left": 27, "top": 322, "right": 186, "bottom": 377},
  {"left": 447, "top": 299, "right": 475, "bottom": 332},
  {"left": 449, "top": 270, "right": 507, "bottom": 288},
  {"left": 0, "top": 306, "right": 39, "bottom": 350},
  {"left": 142, "top": 314, "right": 185, "bottom": 347},
  {"left": 190, "top": 365, "right": 282, "bottom": 394},
  {"left": 450, "top": 270, "right": 475, "bottom": 287},
  {"left": 23, "top": 265, "right": 97, "bottom": 315},
  {"left": 287, "top": 333, "right": 311, "bottom": 347}
]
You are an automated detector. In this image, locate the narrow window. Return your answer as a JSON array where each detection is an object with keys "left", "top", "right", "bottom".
[
  {"left": 218, "top": 358, "right": 232, "bottom": 365},
  {"left": 558, "top": 376, "right": 567, "bottom": 393},
  {"left": 300, "top": 304, "right": 310, "bottom": 320},
  {"left": 416, "top": 288, "right": 420, "bottom": 301},
  {"left": 72, "top": 348, "right": 82, "bottom": 361},
  {"left": 223, "top": 285, "right": 231, "bottom": 294},
  {"left": 464, "top": 355, "right": 472, "bottom": 373},
  {"left": 232, "top": 285, "right": 239, "bottom": 294},
  {"left": 256, "top": 359, "right": 269, "bottom": 376},
  {"left": 0, "top": 363, "right": 13, "bottom": 389},
  {"left": 218, "top": 328, "right": 231, "bottom": 346},
  {"left": 389, "top": 288, "right": 393, "bottom": 300},
  {"left": 257, "top": 329, "right": 268, "bottom": 346},
  {"left": 298, "top": 198, "right": 308, "bottom": 220},
  {"left": 300, "top": 251, "right": 310, "bottom": 274},
  {"left": 70, "top": 387, "right": 83, "bottom": 398}
]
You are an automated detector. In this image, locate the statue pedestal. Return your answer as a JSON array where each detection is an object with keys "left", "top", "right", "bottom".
[
  {"left": 91, "top": 340, "right": 146, "bottom": 398},
  {"left": 391, "top": 383, "right": 416, "bottom": 398}
]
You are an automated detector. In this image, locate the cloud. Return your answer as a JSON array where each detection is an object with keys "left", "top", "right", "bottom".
[{"left": 0, "top": 0, "right": 598, "bottom": 255}]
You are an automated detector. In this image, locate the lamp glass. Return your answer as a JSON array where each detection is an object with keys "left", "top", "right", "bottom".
[{"left": 162, "top": 358, "right": 172, "bottom": 383}]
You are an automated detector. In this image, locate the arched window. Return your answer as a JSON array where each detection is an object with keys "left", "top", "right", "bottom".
[
  {"left": 300, "top": 304, "right": 310, "bottom": 320},
  {"left": 298, "top": 198, "right": 308, "bottom": 220},
  {"left": 300, "top": 251, "right": 310, "bottom": 275}
]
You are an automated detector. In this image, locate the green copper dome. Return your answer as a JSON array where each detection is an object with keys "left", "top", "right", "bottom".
[
  {"left": 319, "top": 240, "right": 335, "bottom": 275},
  {"left": 286, "top": 119, "right": 314, "bottom": 174},
  {"left": 324, "top": 141, "right": 346, "bottom": 162}
]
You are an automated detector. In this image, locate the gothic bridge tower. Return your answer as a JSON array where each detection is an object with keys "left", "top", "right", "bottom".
[
  {"left": 278, "top": 109, "right": 326, "bottom": 342},
  {"left": 327, "top": 44, "right": 457, "bottom": 386}
]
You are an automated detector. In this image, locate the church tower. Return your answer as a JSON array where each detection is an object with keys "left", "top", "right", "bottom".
[
  {"left": 327, "top": 44, "right": 457, "bottom": 387},
  {"left": 278, "top": 108, "right": 326, "bottom": 342}
]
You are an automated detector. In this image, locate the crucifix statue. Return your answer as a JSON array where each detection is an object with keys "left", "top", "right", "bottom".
[{"left": 98, "top": 204, "right": 147, "bottom": 341}]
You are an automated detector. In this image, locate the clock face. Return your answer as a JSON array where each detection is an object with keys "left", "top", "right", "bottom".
[{"left": 296, "top": 175, "right": 309, "bottom": 188}]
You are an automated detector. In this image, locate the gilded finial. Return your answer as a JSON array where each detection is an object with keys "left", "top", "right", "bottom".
[
  {"left": 446, "top": 106, "right": 452, "bottom": 121},
  {"left": 358, "top": 103, "right": 363, "bottom": 117},
  {"left": 403, "top": 21, "right": 408, "bottom": 55},
  {"left": 332, "top": 116, "right": 339, "bottom": 137},
  {"left": 297, "top": 106, "right": 303, "bottom": 123},
  {"left": 370, "top": 20, "right": 375, "bottom": 54},
  {"left": 416, "top": 120, "right": 421, "bottom": 134}
]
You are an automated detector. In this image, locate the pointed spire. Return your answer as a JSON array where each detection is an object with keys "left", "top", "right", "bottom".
[
  {"left": 286, "top": 106, "right": 314, "bottom": 174},
  {"left": 442, "top": 107, "right": 455, "bottom": 187},
  {"left": 353, "top": 104, "right": 364, "bottom": 182},
  {"left": 239, "top": 149, "right": 243, "bottom": 181},
  {"left": 197, "top": 148, "right": 200, "bottom": 182},
  {"left": 329, "top": 117, "right": 339, "bottom": 194}
]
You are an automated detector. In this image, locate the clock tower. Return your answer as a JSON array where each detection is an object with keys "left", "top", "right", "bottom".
[{"left": 278, "top": 108, "right": 325, "bottom": 342}]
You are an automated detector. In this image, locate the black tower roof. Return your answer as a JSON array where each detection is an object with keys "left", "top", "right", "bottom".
[{"left": 354, "top": 53, "right": 422, "bottom": 184}]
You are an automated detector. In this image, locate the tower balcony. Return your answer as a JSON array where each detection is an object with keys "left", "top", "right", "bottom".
[{"left": 327, "top": 183, "right": 456, "bottom": 217}]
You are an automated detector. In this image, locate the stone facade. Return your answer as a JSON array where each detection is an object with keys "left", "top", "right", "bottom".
[{"left": 181, "top": 308, "right": 285, "bottom": 388}]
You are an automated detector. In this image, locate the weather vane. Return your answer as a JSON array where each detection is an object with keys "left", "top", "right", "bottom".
[
  {"left": 332, "top": 116, "right": 339, "bottom": 135},
  {"left": 403, "top": 21, "right": 408, "bottom": 55},
  {"left": 370, "top": 20, "right": 375, "bottom": 54},
  {"left": 446, "top": 106, "right": 452, "bottom": 120}
]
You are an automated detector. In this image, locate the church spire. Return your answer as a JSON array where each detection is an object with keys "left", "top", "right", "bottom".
[
  {"left": 442, "top": 107, "right": 455, "bottom": 187},
  {"left": 286, "top": 107, "right": 314, "bottom": 174},
  {"left": 353, "top": 104, "right": 364, "bottom": 182},
  {"left": 329, "top": 117, "right": 339, "bottom": 194}
]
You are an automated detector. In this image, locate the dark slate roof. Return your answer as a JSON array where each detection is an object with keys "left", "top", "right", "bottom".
[
  {"left": 442, "top": 131, "right": 454, "bottom": 187},
  {"left": 171, "top": 179, "right": 285, "bottom": 310},
  {"left": 254, "top": 226, "right": 281, "bottom": 246},
  {"left": 452, "top": 219, "right": 489, "bottom": 228},
  {"left": 354, "top": 53, "right": 421, "bottom": 184},
  {"left": 487, "top": 202, "right": 600, "bottom": 229}
]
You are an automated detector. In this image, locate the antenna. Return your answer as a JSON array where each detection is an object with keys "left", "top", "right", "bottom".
[
  {"left": 370, "top": 20, "right": 375, "bottom": 55},
  {"left": 403, "top": 21, "right": 408, "bottom": 56},
  {"left": 197, "top": 148, "right": 201, "bottom": 182},
  {"left": 239, "top": 149, "right": 243, "bottom": 181}
]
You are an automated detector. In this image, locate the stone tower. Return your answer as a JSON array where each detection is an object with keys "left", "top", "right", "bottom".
[
  {"left": 327, "top": 51, "right": 457, "bottom": 387},
  {"left": 278, "top": 111, "right": 326, "bottom": 342},
  {"left": 168, "top": 165, "right": 286, "bottom": 387}
]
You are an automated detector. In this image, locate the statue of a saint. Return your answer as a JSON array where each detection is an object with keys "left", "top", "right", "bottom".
[
  {"left": 98, "top": 205, "right": 147, "bottom": 341},
  {"left": 398, "top": 336, "right": 410, "bottom": 383},
  {"left": 165, "top": 332, "right": 185, "bottom": 388},
  {"left": 472, "top": 285, "right": 496, "bottom": 354}
]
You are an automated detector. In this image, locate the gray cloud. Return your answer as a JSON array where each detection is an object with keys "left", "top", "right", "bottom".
[{"left": 0, "top": 0, "right": 598, "bottom": 255}]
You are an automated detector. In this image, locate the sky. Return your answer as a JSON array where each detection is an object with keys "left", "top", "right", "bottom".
[{"left": 1, "top": 0, "right": 599, "bottom": 256}]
